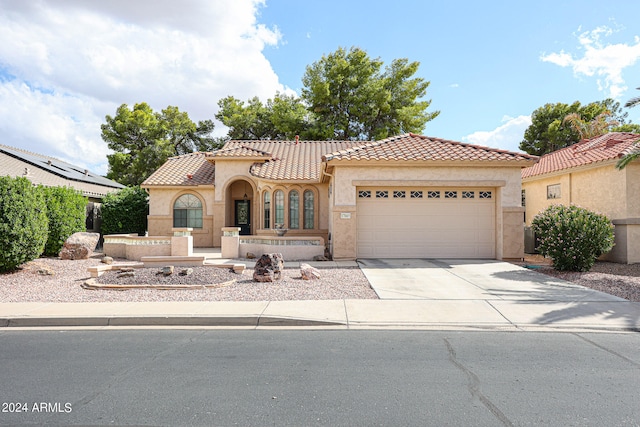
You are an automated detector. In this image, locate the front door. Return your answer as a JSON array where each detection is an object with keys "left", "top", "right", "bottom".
[{"left": 235, "top": 200, "right": 251, "bottom": 235}]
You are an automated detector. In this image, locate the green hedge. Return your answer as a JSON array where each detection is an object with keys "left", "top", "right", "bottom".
[
  {"left": 0, "top": 177, "right": 49, "bottom": 272},
  {"left": 101, "top": 186, "right": 148, "bottom": 236},
  {"left": 532, "top": 204, "right": 615, "bottom": 272},
  {"left": 39, "top": 186, "right": 87, "bottom": 256}
]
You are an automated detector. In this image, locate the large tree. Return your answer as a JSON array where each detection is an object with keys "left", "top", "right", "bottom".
[
  {"left": 302, "top": 47, "right": 439, "bottom": 140},
  {"left": 102, "top": 103, "right": 220, "bottom": 186},
  {"left": 519, "top": 99, "right": 631, "bottom": 156},
  {"left": 216, "top": 47, "right": 438, "bottom": 141}
]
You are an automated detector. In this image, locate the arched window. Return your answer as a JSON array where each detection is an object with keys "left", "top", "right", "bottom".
[
  {"left": 289, "top": 190, "right": 299, "bottom": 229},
  {"left": 303, "top": 190, "right": 314, "bottom": 229},
  {"left": 173, "top": 194, "right": 203, "bottom": 228},
  {"left": 274, "top": 190, "right": 284, "bottom": 226},
  {"left": 263, "top": 191, "right": 271, "bottom": 229}
]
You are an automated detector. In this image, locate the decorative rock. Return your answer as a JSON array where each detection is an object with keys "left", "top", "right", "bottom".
[
  {"left": 117, "top": 271, "right": 135, "bottom": 278},
  {"left": 162, "top": 266, "right": 175, "bottom": 276},
  {"left": 179, "top": 268, "right": 193, "bottom": 276},
  {"left": 59, "top": 232, "right": 100, "bottom": 260},
  {"left": 119, "top": 267, "right": 135, "bottom": 272},
  {"left": 37, "top": 268, "right": 55, "bottom": 276},
  {"left": 253, "top": 253, "right": 284, "bottom": 282},
  {"left": 246, "top": 252, "right": 256, "bottom": 259},
  {"left": 300, "top": 263, "right": 321, "bottom": 280},
  {"left": 101, "top": 256, "right": 114, "bottom": 265},
  {"left": 313, "top": 255, "right": 328, "bottom": 261}
]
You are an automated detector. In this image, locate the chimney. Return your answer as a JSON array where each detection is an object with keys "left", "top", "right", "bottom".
[{"left": 295, "top": 135, "right": 299, "bottom": 144}]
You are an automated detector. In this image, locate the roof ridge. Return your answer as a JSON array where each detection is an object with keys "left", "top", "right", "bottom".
[
  {"left": 409, "top": 133, "right": 537, "bottom": 158},
  {"left": 0, "top": 143, "right": 64, "bottom": 162}
]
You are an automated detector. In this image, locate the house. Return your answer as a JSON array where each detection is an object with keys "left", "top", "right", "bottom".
[
  {"left": 0, "top": 144, "right": 125, "bottom": 233},
  {"left": 521, "top": 132, "right": 640, "bottom": 264},
  {"left": 142, "top": 133, "right": 537, "bottom": 260}
]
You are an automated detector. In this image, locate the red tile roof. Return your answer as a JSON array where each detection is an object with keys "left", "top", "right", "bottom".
[
  {"left": 521, "top": 132, "right": 640, "bottom": 179},
  {"left": 216, "top": 140, "right": 364, "bottom": 181},
  {"left": 323, "top": 133, "right": 538, "bottom": 163},
  {"left": 142, "top": 152, "right": 215, "bottom": 186}
]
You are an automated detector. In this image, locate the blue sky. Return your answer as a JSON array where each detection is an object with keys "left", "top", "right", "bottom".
[{"left": 1, "top": 0, "right": 639, "bottom": 175}]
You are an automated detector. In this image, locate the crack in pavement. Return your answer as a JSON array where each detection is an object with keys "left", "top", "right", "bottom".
[{"left": 444, "top": 337, "right": 514, "bottom": 427}]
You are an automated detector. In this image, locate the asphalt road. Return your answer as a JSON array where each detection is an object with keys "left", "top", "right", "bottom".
[{"left": 0, "top": 330, "right": 639, "bottom": 426}]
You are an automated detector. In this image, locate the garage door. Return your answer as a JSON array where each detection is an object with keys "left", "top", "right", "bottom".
[{"left": 356, "top": 187, "right": 495, "bottom": 258}]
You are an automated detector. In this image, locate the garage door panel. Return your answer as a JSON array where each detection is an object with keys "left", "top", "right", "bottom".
[{"left": 357, "top": 187, "right": 495, "bottom": 259}]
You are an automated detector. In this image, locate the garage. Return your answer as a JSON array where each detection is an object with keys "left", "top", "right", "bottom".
[{"left": 356, "top": 187, "right": 495, "bottom": 258}]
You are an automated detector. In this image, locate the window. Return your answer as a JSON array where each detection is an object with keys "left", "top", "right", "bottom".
[
  {"left": 376, "top": 190, "right": 388, "bottom": 198},
  {"left": 445, "top": 191, "right": 457, "bottom": 199},
  {"left": 547, "top": 184, "right": 561, "bottom": 200},
  {"left": 462, "top": 191, "right": 474, "bottom": 199},
  {"left": 358, "top": 190, "right": 371, "bottom": 198},
  {"left": 479, "top": 191, "right": 492, "bottom": 199},
  {"left": 393, "top": 190, "right": 406, "bottom": 198},
  {"left": 303, "top": 190, "right": 314, "bottom": 229},
  {"left": 173, "top": 194, "right": 203, "bottom": 228},
  {"left": 427, "top": 191, "right": 440, "bottom": 199},
  {"left": 289, "top": 191, "right": 299, "bottom": 229},
  {"left": 263, "top": 191, "right": 271, "bottom": 229},
  {"left": 274, "top": 190, "right": 284, "bottom": 226},
  {"left": 410, "top": 190, "right": 423, "bottom": 199}
]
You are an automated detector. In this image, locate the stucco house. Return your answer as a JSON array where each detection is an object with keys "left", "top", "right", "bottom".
[
  {"left": 142, "top": 133, "right": 536, "bottom": 260},
  {"left": 522, "top": 132, "right": 640, "bottom": 264},
  {"left": 0, "top": 143, "right": 125, "bottom": 233}
]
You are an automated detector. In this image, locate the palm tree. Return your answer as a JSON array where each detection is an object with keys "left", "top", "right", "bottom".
[
  {"left": 617, "top": 87, "right": 640, "bottom": 170},
  {"left": 562, "top": 111, "right": 618, "bottom": 140}
]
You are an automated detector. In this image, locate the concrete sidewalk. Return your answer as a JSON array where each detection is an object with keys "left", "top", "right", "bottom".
[{"left": 1, "top": 258, "right": 639, "bottom": 331}]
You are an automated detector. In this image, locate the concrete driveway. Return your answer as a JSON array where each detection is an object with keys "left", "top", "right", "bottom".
[{"left": 356, "top": 258, "right": 640, "bottom": 330}]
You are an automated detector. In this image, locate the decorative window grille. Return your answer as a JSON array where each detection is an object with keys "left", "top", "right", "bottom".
[
  {"left": 274, "top": 190, "right": 284, "bottom": 225},
  {"left": 303, "top": 190, "right": 314, "bottom": 229},
  {"left": 376, "top": 190, "right": 388, "bottom": 198},
  {"left": 358, "top": 190, "right": 371, "bottom": 198},
  {"left": 427, "top": 191, "right": 440, "bottom": 199},
  {"left": 263, "top": 191, "right": 271, "bottom": 229},
  {"left": 393, "top": 190, "right": 406, "bottom": 198},
  {"left": 445, "top": 191, "right": 457, "bottom": 199},
  {"left": 410, "top": 190, "right": 423, "bottom": 199},
  {"left": 462, "top": 191, "right": 474, "bottom": 199},
  {"left": 479, "top": 191, "right": 492, "bottom": 199}
]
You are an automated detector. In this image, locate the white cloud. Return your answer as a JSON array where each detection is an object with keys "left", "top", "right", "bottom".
[
  {"left": 540, "top": 26, "right": 640, "bottom": 99},
  {"left": 0, "top": 0, "right": 286, "bottom": 175},
  {"left": 462, "top": 115, "right": 532, "bottom": 153}
]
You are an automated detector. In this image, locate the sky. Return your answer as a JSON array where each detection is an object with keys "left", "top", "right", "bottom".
[{"left": 1, "top": 0, "right": 640, "bottom": 176}]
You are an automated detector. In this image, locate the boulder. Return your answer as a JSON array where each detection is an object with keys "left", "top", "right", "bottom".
[
  {"left": 162, "top": 266, "right": 174, "bottom": 276},
  {"left": 300, "top": 263, "right": 321, "bottom": 280},
  {"left": 246, "top": 252, "right": 256, "bottom": 259},
  {"left": 313, "top": 255, "right": 328, "bottom": 262},
  {"left": 253, "top": 253, "right": 284, "bottom": 282},
  {"left": 179, "top": 268, "right": 193, "bottom": 276},
  {"left": 59, "top": 232, "right": 100, "bottom": 260},
  {"left": 101, "top": 256, "right": 114, "bottom": 265}
]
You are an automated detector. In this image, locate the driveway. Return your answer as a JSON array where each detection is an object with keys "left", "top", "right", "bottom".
[{"left": 355, "top": 258, "right": 640, "bottom": 330}]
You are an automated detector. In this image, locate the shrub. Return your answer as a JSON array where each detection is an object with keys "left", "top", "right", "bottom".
[
  {"left": 101, "top": 186, "right": 148, "bottom": 236},
  {"left": 0, "top": 176, "right": 48, "bottom": 272},
  {"left": 39, "top": 186, "right": 87, "bottom": 256},
  {"left": 532, "top": 204, "right": 614, "bottom": 272}
]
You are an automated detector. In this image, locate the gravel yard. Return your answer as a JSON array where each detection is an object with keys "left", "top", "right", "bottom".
[
  {"left": 1, "top": 254, "right": 640, "bottom": 303},
  {"left": 0, "top": 255, "right": 378, "bottom": 302}
]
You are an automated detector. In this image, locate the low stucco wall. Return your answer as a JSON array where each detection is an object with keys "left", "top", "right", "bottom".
[
  {"left": 239, "top": 236, "right": 325, "bottom": 261},
  {"left": 103, "top": 234, "right": 171, "bottom": 261}
]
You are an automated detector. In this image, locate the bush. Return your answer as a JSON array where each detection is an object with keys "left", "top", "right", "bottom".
[
  {"left": 0, "top": 176, "right": 48, "bottom": 272},
  {"left": 39, "top": 186, "right": 87, "bottom": 256},
  {"left": 101, "top": 186, "right": 148, "bottom": 236},
  {"left": 532, "top": 204, "right": 614, "bottom": 272}
]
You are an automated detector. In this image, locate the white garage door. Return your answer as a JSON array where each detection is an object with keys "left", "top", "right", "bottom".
[{"left": 356, "top": 188, "right": 495, "bottom": 258}]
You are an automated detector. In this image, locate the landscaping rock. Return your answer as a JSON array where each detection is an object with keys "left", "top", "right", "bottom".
[
  {"left": 246, "top": 252, "right": 256, "bottom": 259},
  {"left": 162, "top": 266, "right": 174, "bottom": 276},
  {"left": 101, "top": 256, "right": 114, "bottom": 265},
  {"left": 37, "top": 267, "right": 55, "bottom": 276},
  {"left": 300, "top": 263, "right": 321, "bottom": 280},
  {"left": 253, "top": 253, "right": 284, "bottom": 282},
  {"left": 117, "top": 271, "right": 135, "bottom": 278},
  {"left": 313, "top": 255, "right": 328, "bottom": 261},
  {"left": 180, "top": 268, "right": 193, "bottom": 276},
  {"left": 119, "top": 267, "right": 135, "bottom": 272},
  {"left": 58, "top": 232, "right": 100, "bottom": 260}
]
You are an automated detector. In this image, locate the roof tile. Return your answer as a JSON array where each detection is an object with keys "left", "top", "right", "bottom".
[
  {"left": 143, "top": 152, "right": 215, "bottom": 186},
  {"left": 521, "top": 132, "right": 640, "bottom": 179}
]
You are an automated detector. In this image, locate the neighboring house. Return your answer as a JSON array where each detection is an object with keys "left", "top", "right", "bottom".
[
  {"left": 522, "top": 132, "right": 640, "bottom": 264},
  {"left": 142, "top": 133, "right": 536, "bottom": 260},
  {"left": 0, "top": 144, "right": 125, "bottom": 233}
]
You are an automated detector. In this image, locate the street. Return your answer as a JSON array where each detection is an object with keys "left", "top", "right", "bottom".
[{"left": 0, "top": 330, "right": 639, "bottom": 426}]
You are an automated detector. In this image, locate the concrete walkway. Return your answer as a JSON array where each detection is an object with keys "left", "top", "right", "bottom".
[{"left": 1, "top": 258, "right": 639, "bottom": 332}]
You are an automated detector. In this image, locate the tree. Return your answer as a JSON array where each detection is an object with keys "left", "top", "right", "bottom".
[
  {"left": 102, "top": 103, "right": 219, "bottom": 186},
  {"left": 520, "top": 99, "right": 630, "bottom": 156},
  {"left": 616, "top": 87, "right": 640, "bottom": 169},
  {"left": 562, "top": 111, "right": 618, "bottom": 140},
  {"left": 0, "top": 177, "right": 48, "bottom": 272},
  {"left": 302, "top": 47, "right": 438, "bottom": 140}
]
